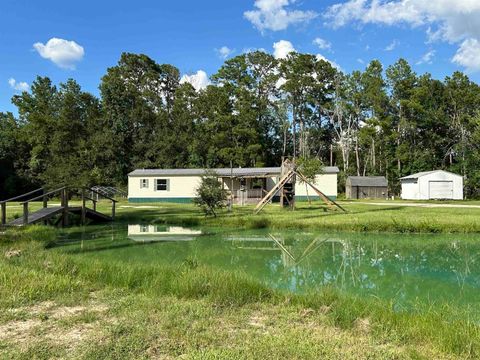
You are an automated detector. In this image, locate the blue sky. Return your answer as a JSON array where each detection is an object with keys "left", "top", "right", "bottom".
[{"left": 2, "top": 0, "right": 480, "bottom": 113}]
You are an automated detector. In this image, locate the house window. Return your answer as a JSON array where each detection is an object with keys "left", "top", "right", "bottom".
[
  {"left": 140, "top": 179, "right": 149, "bottom": 189},
  {"left": 156, "top": 179, "right": 168, "bottom": 191}
]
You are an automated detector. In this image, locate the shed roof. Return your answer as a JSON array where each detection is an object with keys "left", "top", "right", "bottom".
[
  {"left": 400, "top": 170, "right": 461, "bottom": 180},
  {"left": 129, "top": 166, "right": 340, "bottom": 177},
  {"left": 347, "top": 176, "right": 388, "bottom": 187}
]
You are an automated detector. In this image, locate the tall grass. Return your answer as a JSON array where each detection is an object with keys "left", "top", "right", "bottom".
[{"left": 1, "top": 226, "right": 480, "bottom": 357}]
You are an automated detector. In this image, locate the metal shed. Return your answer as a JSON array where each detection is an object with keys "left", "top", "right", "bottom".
[
  {"left": 400, "top": 170, "right": 463, "bottom": 200},
  {"left": 345, "top": 176, "right": 388, "bottom": 199}
]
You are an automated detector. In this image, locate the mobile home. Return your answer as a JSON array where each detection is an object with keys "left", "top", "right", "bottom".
[{"left": 128, "top": 166, "right": 339, "bottom": 204}]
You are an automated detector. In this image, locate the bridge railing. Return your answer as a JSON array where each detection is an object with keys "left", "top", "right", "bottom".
[
  {"left": 82, "top": 187, "right": 118, "bottom": 222},
  {"left": 1, "top": 186, "right": 118, "bottom": 226},
  {"left": 19, "top": 186, "right": 68, "bottom": 226},
  {"left": 1, "top": 188, "right": 44, "bottom": 226}
]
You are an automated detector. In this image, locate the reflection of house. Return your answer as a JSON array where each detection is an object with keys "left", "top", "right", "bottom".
[
  {"left": 346, "top": 176, "right": 388, "bottom": 199},
  {"left": 127, "top": 224, "right": 201, "bottom": 242},
  {"left": 400, "top": 170, "right": 463, "bottom": 200},
  {"left": 128, "top": 167, "right": 339, "bottom": 204}
]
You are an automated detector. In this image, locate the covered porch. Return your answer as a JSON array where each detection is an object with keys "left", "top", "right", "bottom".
[{"left": 220, "top": 175, "right": 276, "bottom": 205}]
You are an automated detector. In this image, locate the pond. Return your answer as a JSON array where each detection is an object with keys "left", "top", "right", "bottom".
[{"left": 53, "top": 224, "right": 480, "bottom": 317}]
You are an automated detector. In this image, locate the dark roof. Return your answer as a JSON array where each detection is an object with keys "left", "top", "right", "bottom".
[
  {"left": 347, "top": 176, "right": 388, "bottom": 187},
  {"left": 129, "top": 166, "right": 340, "bottom": 177}
]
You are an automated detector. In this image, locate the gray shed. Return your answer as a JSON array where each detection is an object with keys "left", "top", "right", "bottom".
[{"left": 346, "top": 176, "right": 388, "bottom": 199}]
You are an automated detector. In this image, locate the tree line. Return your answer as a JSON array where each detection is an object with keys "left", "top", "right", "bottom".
[{"left": 1, "top": 51, "right": 480, "bottom": 198}]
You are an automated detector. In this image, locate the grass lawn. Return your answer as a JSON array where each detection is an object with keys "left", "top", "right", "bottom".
[
  {"left": 3, "top": 198, "right": 480, "bottom": 233},
  {"left": 112, "top": 199, "right": 480, "bottom": 233},
  {"left": 1, "top": 200, "right": 480, "bottom": 358}
]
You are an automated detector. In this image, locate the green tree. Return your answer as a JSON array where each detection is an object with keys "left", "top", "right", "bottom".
[{"left": 193, "top": 170, "right": 228, "bottom": 216}]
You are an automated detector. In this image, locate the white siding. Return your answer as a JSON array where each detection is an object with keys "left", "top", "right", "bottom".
[
  {"left": 294, "top": 174, "right": 338, "bottom": 198},
  {"left": 129, "top": 172, "right": 338, "bottom": 200},
  {"left": 400, "top": 180, "right": 418, "bottom": 200},
  {"left": 128, "top": 175, "right": 201, "bottom": 199}
]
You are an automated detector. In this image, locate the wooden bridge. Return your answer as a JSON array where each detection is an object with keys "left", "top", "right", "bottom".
[{"left": 1, "top": 186, "right": 117, "bottom": 227}]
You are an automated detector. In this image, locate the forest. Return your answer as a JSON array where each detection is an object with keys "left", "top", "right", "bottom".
[{"left": 1, "top": 51, "right": 480, "bottom": 198}]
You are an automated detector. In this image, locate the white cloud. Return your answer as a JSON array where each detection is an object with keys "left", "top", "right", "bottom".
[
  {"left": 325, "top": 0, "right": 480, "bottom": 71},
  {"left": 244, "top": 0, "right": 317, "bottom": 32},
  {"left": 180, "top": 70, "right": 211, "bottom": 91},
  {"left": 216, "top": 46, "right": 234, "bottom": 59},
  {"left": 416, "top": 49, "right": 436, "bottom": 65},
  {"left": 316, "top": 54, "right": 342, "bottom": 70},
  {"left": 8, "top": 78, "right": 29, "bottom": 92},
  {"left": 273, "top": 40, "right": 296, "bottom": 59},
  {"left": 313, "top": 37, "right": 332, "bottom": 50},
  {"left": 33, "top": 38, "right": 84, "bottom": 69},
  {"left": 385, "top": 40, "right": 399, "bottom": 51},
  {"left": 452, "top": 38, "right": 480, "bottom": 72},
  {"left": 273, "top": 40, "right": 341, "bottom": 69}
]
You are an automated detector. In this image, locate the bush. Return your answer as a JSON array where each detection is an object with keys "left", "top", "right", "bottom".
[{"left": 193, "top": 170, "right": 228, "bottom": 217}]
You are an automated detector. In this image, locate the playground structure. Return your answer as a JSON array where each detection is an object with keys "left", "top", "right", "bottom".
[{"left": 254, "top": 159, "right": 346, "bottom": 214}]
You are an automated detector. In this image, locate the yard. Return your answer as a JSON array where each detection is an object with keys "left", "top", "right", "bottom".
[{"left": 1, "top": 200, "right": 480, "bottom": 359}]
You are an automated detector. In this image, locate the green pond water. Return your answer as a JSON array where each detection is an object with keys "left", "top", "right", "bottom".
[{"left": 53, "top": 224, "right": 480, "bottom": 317}]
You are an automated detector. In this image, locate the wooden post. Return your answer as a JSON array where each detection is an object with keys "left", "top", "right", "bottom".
[
  {"left": 1, "top": 202, "right": 6, "bottom": 225},
  {"left": 43, "top": 195, "right": 47, "bottom": 208},
  {"left": 93, "top": 200, "right": 97, "bottom": 212},
  {"left": 23, "top": 202, "right": 29, "bottom": 225},
  {"left": 62, "top": 188, "right": 69, "bottom": 227},
  {"left": 111, "top": 201, "right": 116, "bottom": 220},
  {"left": 81, "top": 189, "right": 86, "bottom": 225}
]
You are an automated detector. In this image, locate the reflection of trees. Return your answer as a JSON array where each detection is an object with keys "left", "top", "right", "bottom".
[
  {"left": 59, "top": 226, "right": 480, "bottom": 311},
  {"left": 226, "top": 231, "right": 480, "bottom": 309}
]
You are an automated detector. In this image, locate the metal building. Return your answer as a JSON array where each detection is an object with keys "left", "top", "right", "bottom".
[{"left": 400, "top": 170, "right": 463, "bottom": 200}]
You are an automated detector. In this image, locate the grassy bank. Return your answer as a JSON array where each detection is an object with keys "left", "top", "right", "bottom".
[
  {"left": 4, "top": 198, "right": 480, "bottom": 233},
  {"left": 1, "top": 227, "right": 479, "bottom": 359},
  {"left": 114, "top": 200, "right": 480, "bottom": 233}
]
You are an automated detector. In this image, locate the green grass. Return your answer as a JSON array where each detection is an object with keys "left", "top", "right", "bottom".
[
  {"left": 109, "top": 199, "right": 480, "bottom": 233},
  {"left": 5, "top": 197, "right": 480, "bottom": 233},
  {"left": 1, "top": 226, "right": 479, "bottom": 359}
]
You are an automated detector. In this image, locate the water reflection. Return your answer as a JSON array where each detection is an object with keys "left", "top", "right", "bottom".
[
  {"left": 127, "top": 224, "right": 202, "bottom": 243},
  {"left": 53, "top": 226, "right": 480, "bottom": 315},
  {"left": 223, "top": 231, "right": 480, "bottom": 308}
]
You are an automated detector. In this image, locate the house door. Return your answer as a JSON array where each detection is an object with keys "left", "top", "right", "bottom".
[{"left": 428, "top": 181, "right": 453, "bottom": 199}]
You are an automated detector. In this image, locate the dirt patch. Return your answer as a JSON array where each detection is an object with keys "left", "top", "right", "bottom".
[
  {"left": 354, "top": 317, "right": 371, "bottom": 334},
  {"left": 45, "top": 323, "right": 97, "bottom": 349},
  {"left": 0, "top": 319, "right": 42, "bottom": 343},
  {"left": 1, "top": 300, "right": 110, "bottom": 350}
]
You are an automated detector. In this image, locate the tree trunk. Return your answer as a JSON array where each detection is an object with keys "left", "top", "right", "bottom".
[
  {"left": 355, "top": 136, "right": 360, "bottom": 176},
  {"left": 292, "top": 106, "right": 297, "bottom": 159}
]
